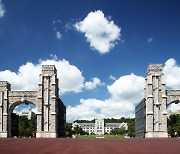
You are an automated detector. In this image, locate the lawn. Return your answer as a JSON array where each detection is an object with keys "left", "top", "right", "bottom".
[{"left": 75, "top": 134, "right": 125, "bottom": 138}]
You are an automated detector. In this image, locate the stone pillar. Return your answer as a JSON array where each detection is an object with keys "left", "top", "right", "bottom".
[
  {"left": 145, "top": 65, "right": 168, "bottom": 138},
  {"left": 161, "top": 74, "right": 168, "bottom": 133},
  {"left": 36, "top": 74, "right": 43, "bottom": 134},
  {"left": 36, "top": 65, "right": 58, "bottom": 138},
  {"left": 0, "top": 81, "right": 11, "bottom": 138},
  {"left": 0, "top": 91, "right": 4, "bottom": 132},
  {"left": 145, "top": 73, "right": 154, "bottom": 133},
  {"left": 50, "top": 74, "right": 57, "bottom": 133}
]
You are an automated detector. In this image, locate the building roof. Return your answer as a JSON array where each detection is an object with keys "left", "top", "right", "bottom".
[
  {"left": 76, "top": 122, "right": 127, "bottom": 128},
  {"left": 78, "top": 123, "right": 95, "bottom": 127},
  {"left": 105, "top": 123, "right": 122, "bottom": 127}
]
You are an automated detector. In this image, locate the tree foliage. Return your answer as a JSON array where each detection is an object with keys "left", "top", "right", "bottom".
[
  {"left": 74, "top": 117, "right": 134, "bottom": 124},
  {"left": 11, "top": 114, "right": 37, "bottom": 137},
  {"left": 111, "top": 127, "right": 127, "bottom": 135},
  {"left": 73, "top": 125, "right": 88, "bottom": 135},
  {"left": 127, "top": 119, "right": 135, "bottom": 137},
  {"left": 168, "top": 114, "right": 180, "bottom": 137},
  {"left": 66, "top": 123, "right": 73, "bottom": 138},
  {"left": 19, "top": 116, "right": 37, "bottom": 137},
  {"left": 11, "top": 113, "right": 19, "bottom": 137}
]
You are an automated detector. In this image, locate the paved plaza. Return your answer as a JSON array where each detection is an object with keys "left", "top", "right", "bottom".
[{"left": 0, "top": 138, "right": 179, "bottom": 154}]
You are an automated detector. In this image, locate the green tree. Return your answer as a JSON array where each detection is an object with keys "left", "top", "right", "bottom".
[
  {"left": 19, "top": 116, "right": 29, "bottom": 137},
  {"left": 127, "top": 119, "right": 135, "bottom": 137},
  {"left": 168, "top": 114, "right": 180, "bottom": 137},
  {"left": 18, "top": 116, "right": 37, "bottom": 137},
  {"left": 111, "top": 127, "right": 127, "bottom": 135},
  {"left": 71, "top": 125, "right": 88, "bottom": 135},
  {"left": 29, "top": 116, "right": 37, "bottom": 134},
  {"left": 73, "top": 125, "right": 82, "bottom": 135},
  {"left": 66, "top": 123, "right": 73, "bottom": 138},
  {"left": 11, "top": 113, "right": 19, "bottom": 137}
]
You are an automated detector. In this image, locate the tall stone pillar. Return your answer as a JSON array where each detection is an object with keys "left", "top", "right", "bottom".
[
  {"left": 145, "top": 65, "right": 168, "bottom": 137},
  {"left": 145, "top": 73, "right": 154, "bottom": 133},
  {"left": 161, "top": 74, "right": 168, "bottom": 132},
  {"left": 0, "top": 81, "right": 11, "bottom": 138},
  {"left": 0, "top": 91, "right": 3, "bottom": 132},
  {"left": 36, "top": 74, "right": 43, "bottom": 134},
  {"left": 36, "top": 65, "right": 59, "bottom": 138}
]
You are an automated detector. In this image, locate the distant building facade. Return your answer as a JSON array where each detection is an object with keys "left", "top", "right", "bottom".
[
  {"left": 19, "top": 106, "right": 35, "bottom": 120},
  {"left": 72, "top": 119, "right": 128, "bottom": 135},
  {"left": 57, "top": 98, "right": 66, "bottom": 137}
]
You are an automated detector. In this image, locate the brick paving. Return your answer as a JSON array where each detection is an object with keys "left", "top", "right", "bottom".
[{"left": 0, "top": 138, "right": 179, "bottom": 154}]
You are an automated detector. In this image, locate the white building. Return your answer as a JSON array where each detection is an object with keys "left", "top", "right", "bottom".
[
  {"left": 72, "top": 119, "right": 128, "bottom": 135},
  {"left": 19, "top": 106, "right": 36, "bottom": 120},
  {"left": 105, "top": 122, "right": 128, "bottom": 134},
  {"left": 94, "top": 119, "right": 105, "bottom": 135}
]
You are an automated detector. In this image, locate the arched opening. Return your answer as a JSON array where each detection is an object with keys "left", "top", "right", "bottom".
[
  {"left": 167, "top": 100, "right": 180, "bottom": 137},
  {"left": 8, "top": 101, "right": 37, "bottom": 138}
]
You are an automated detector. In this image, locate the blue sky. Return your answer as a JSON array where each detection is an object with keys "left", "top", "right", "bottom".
[{"left": 0, "top": 0, "right": 180, "bottom": 122}]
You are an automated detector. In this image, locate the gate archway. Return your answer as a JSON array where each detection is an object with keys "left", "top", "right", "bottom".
[
  {"left": 135, "top": 64, "right": 180, "bottom": 138},
  {"left": 0, "top": 65, "right": 66, "bottom": 138},
  {"left": 8, "top": 100, "right": 37, "bottom": 137}
]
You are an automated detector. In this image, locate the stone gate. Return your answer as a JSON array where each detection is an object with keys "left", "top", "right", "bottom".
[
  {"left": 135, "top": 64, "right": 180, "bottom": 138},
  {"left": 0, "top": 65, "right": 66, "bottom": 138}
]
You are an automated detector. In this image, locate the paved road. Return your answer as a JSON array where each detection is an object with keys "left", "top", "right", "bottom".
[{"left": 0, "top": 138, "right": 179, "bottom": 154}]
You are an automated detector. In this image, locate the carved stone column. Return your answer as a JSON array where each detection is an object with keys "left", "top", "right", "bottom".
[
  {"left": 36, "top": 65, "right": 58, "bottom": 138},
  {"left": 145, "top": 65, "right": 168, "bottom": 137},
  {"left": 0, "top": 81, "right": 11, "bottom": 138}
]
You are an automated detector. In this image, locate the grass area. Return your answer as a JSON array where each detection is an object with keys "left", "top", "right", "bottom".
[
  {"left": 75, "top": 135, "right": 97, "bottom": 138},
  {"left": 75, "top": 134, "right": 125, "bottom": 138},
  {"left": 104, "top": 134, "right": 125, "bottom": 138}
]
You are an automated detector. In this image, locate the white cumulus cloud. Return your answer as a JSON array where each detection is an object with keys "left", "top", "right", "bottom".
[
  {"left": 0, "top": 62, "right": 40, "bottom": 91},
  {"left": 74, "top": 10, "right": 121, "bottom": 54},
  {"left": 168, "top": 104, "right": 180, "bottom": 112},
  {"left": 67, "top": 73, "right": 145, "bottom": 122},
  {"left": 107, "top": 73, "right": 145, "bottom": 102},
  {"left": 84, "top": 77, "right": 104, "bottom": 90},
  {"left": 0, "top": 56, "right": 85, "bottom": 94},
  {"left": 109, "top": 75, "right": 116, "bottom": 80},
  {"left": 56, "top": 31, "right": 62, "bottom": 40},
  {"left": 163, "top": 58, "right": 180, "bottom": 112},
  {"left": 0, "top": 0, "right": 5, "bottom": 18},
  {"left": 163, "top": 58, "right": 180, "bottom": 89},
  {"left": 40, "top": 58, "right": 85, "bottom": 94}
]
